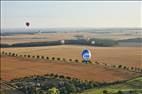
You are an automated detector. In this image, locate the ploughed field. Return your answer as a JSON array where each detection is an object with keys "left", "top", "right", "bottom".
[
  {"left": 1, "top": 45, "right": 142, "bottom": 68},
  {"left": 1, "top": 56, "right": 141, "bottom": 82}
]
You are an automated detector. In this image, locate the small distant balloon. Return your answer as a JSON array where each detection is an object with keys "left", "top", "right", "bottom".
[
  {"left": 61, "top": 40, "right": 65, "bottom": 44},
  {"left": 91, "top": 41, "right": 95, "bottom": 45},
  {"left": 25, "top": 22, "right": 30, "bottom": 27}
]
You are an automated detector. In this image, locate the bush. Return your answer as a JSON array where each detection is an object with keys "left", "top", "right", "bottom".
[
  {"left": 118, "top": 65, "right": 122, "bottom": 68},
  {"left": 52, "top": 57, "right": 55, "bottom": 61},
  {"left": 57, "top": 58, "right": 60, "bottom": 61},
  {"left": 123, "top": 66, "right": 127, "bottom": 69},
  {"left": 12, "top": 53, "right": 15, "bottom": 56},
  {"left": 75, "top": 59, "right": 79, "bottom": 63},
  {"left": 46, "top": 56, "right": 49, "bottom": 60},
  {"left": 103, "top": 90, "right": 108, "bottom": 94},
  {"left": 117, "top": 90, "right": 123, "bottom": 94},
  {"left": 69, "top": 59, "right": 72, "bottom": 62},
  {"left": 41, "top": 56, "right": 44, "bottom": 59},
  {"left": 8, "top": 52, "right": 12, "bottom": 56},
  {"left": 50, "top": 73, "right": 54, "bottom": 77},
  {"left": 60, "top": 87, "right": 68, "bottom": 94},
  {"left": 59, "top": 75, "right": 65, "bottom": 79},
  {"left": 27, "top": 55, "right": 31, "bottom": 58},
  {"left": 24, "top": 55, "right": 27, "bottom": 58},
  {"left": 66, "top": 76, "right": 71, "bottom": 80},
  {"left": 54, "top": 74, "right": 59, "bottom": 78},
  {"left": 131, "top": 67, "right": 134, "bottom": 70},
  {"left": 37, "top": 55, "right": 40, "bottom": 59},
  {"left": 65, "top": 82, "right": 77, "bottom": 93},
  {"left": 47, "top": 87, "right": 60, "bottom": 94}
]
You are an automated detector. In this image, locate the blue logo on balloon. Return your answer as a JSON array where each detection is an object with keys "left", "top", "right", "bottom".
[{"left": 82, "top": 49, "right": 91, "bottom": 62}]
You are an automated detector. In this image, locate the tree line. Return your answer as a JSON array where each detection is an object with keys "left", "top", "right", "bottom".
[
  {"left": 0, "top": 38, "right": 118, "bottom": 48},
  {"left": 1, "top": 51, "right": 142, "bottom": 73}
]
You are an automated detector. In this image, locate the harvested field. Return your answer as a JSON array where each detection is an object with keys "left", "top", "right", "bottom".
[
  {"left": 1, "top": 56, "right": 141, "bottom": 82},
  {"left": 1, "top": 45, "right": 142, "bottom": 68},
  {"left": 1, "top": 31, "right": 140, "bottom": 45}
]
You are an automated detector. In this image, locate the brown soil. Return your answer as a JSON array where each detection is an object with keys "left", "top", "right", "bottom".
[
  {"left": 1, "top": 56, "right": 141, "bottom": 82},
  {"left": 2, "top": 46, "right": 142, "bottom": 68}
]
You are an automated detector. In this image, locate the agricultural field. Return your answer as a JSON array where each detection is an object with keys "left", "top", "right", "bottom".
[
  {"left": 1, "top": 55, "right": 141, "bottom": 82},
  {"left": 1, "top": 1, "right": 142, "bottom": 93},
  {"left": 1, "top": 30, "right": 142, "bottom": 94},
  {"left": 81, "top": 77, "right": 142, "bottom": 94},
  {"left": 1, "top": 30, "right": 141, "bottom": 45},
  {"left": 1, "top": 45, "right": 142, "bottom": 68}
]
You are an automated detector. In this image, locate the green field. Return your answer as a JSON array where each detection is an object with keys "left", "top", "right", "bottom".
[{"left": 81, "top": 77, "right": 142, "bottom": 94}]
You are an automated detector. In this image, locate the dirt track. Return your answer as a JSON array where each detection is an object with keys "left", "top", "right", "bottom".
[{"left": 1, "top": 56, "right": 141, "bottom": 82}]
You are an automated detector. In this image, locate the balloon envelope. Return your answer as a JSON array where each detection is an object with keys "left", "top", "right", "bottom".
[
  {"left": 82, "top": 49, "right": 91, "bottom": 61},
  {"left": 25, "top": 22, "right": 30, "bottom": 27}
]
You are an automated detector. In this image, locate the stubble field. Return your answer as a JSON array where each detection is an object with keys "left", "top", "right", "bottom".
[
  {"left": 1, "top": 55, "right": 141, "bottom": 82},
  {"left": 1, "top": 45, "right": 142, "bottom": 68}
]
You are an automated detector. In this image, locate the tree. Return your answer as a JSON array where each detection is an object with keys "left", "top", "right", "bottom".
[
  {"left": 30, "top": 87, "right": 37, "bottom": 94},
  {"left": 69, "top": 59, "right": 72, "bottom": 62},
  {"left": 28, "top": 55, "right": 31, "bottom": 58},
  {"left": 131, "top": 67, "right": 134, "bottom": 71},
  {"left": 103, "top": 90, "right": 108, "bottom": 94},
  {"left": 12, "top": 53, "right": 15, "bottom": 56},
  {"left": 47, "top": 87, "right": 60, "bottom": 94},
  {"left": 54, "top": 74, "right": 59, "bottom": 78},
  {"left": 46, "top": 56, "right": 49, "bottom": 60},
  {"left": 52, "top": 57, "right": 55, "bottom": 61},
  {"left": 57, "top": 58, "right": 60, "bottom": 61},
  {"left": 41, "top": 56, "right": 44, "bottom": 59},
  {"left": 117, "top": 90, "right": 123, "bottom": 94},
  {"left": 75, "top": 59, "right": 79, "bottom": 63},
  {"left": 66, "top": 76, "right": 71, "bottom": 80},
  {"left": 37, "top": 55, "right": 40, "bottom": 59},
  {"left": 123, "top": 66, "right": 127, "bottom": 70},
  {"left": 5, "top": 52, "right": 8, "bottom": 55},
  {"left": 59, "top": 75, "right": 65, "bottom": 79},
  {"left": 24, "top": 55, "right": 27, "bottom": 58},
  {"left": 38, "top": 90, "right": 44, "bottom": 94},
  {"left": 65, "top": 82, "right": 76, "bottom": 93},
  {"left": 8, "top": 52, "right": 12, "bottom": 56},
  {"left": 118, "top": 65, "right": 122, "bottom": 68},
  {"left": 50, "top": 73, "right": 54, "bottom": 77},
  {"left": 32, "top": 56, "right": 35, "bottom": 58},
  {"left": 60, "top": 87, "right": 68, "bottom": 94}
]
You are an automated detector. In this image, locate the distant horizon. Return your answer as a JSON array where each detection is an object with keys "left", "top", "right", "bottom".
[
  {"left": 1, "top": 27, "right": 142, "bottom": 30},
  {"left": 1, "top": 27, "right": 142, "bottom": 33}
]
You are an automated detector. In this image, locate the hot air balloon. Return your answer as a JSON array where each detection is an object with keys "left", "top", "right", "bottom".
[
  {"left": 25, "top": 22, "right": 30, "bottom": 27},
  {"left": 91, "top": 41, "right": 95, "bottom": 45},
  {"left": 82, "top": 49, "right": 91, "bottom": 64}
]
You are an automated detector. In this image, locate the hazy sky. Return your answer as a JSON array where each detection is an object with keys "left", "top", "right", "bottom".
[{"left": 1, "top": 1, "right": 142, "bottom": 29}]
